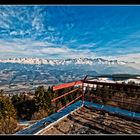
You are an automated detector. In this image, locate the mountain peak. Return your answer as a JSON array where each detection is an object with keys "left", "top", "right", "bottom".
[{"left": 0, "top": 57, "right": 127, "bottom": 66}]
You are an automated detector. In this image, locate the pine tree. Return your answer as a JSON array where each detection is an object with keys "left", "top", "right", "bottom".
[
  {"left": 34, "top": 86, "right": 46, "bottom": 110},
  {"left": 34, "top": 86, "right": 53, "bottom": 115},
  {"left": 0, "top": 91, "right": 17, "bottom": 134},
  {"left": 43, "top": 91, "right": 52, "bottom": 113},
  {"left": 0, "top": 96, "right": 16, "bottom": 119},
  {"left": 0, "top": 117, "right": 17, "bottom": 134}
]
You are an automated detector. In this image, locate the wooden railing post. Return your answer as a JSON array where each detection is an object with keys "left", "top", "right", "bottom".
[{"left": 82, "top": 81, "right": 84, "bottom": 107}]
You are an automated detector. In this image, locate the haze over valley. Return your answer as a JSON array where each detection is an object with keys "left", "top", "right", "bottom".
[{"left": 0, "top": 57, "right": 140, "bottom": 94}]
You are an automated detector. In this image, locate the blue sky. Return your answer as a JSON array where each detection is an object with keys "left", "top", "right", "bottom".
[{"left": 0, "top": 5, "right": 140, "bottom": 62}]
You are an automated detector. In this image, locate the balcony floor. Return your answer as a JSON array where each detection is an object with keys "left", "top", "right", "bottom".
[{"left": 39, "top": 106, "right": 140, "bottom": 135}]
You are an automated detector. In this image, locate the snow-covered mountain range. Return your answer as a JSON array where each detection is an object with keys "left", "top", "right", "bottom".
[
  {"left": 0, "top": 57, "right": 139, "bottom": 93},
  {"left": 0, "top": 57, "right": 130, "bottom": 65}
]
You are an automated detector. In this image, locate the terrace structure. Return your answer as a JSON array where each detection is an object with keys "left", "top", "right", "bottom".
[{"left": 16, "top": 75, "right": 140, "bottom": 135}]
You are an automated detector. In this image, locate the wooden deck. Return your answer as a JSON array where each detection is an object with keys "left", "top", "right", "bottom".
[{"left": 39, "top": 106, "right": 140, "bottom": 135}]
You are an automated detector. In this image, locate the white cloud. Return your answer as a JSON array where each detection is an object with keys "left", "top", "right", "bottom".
[
  {"left": 101, "top": 53, "right": 140, "bottom": 63},
  {"left": 0, "top": 39, "right": 96, "bottom": 59},
  {"left": 39, "top": 47, "right": 96, "bottom": 59},
  {"left": 32, "top": 17, "right": 44, "bottom": 31},
  {"left": 48, "top": 26, "right": 55, "bottom": 31},
  {"left": 10, "top": 31, "right": 18, "bottom": 35},
  {"left": 68, "top": 39, "right": 77, "bottom": 44},
  {"left": 78, "top": 43, "right": 96, "bottom": 49},
  {"left": 116, "top": 53, "right": 140, "bottom": 63},
  {"left": 66, "top": 23, "right": 74, "bottom": 30},
  {"left": 0, "top": 38, "right": 139, "bottom": 62},
  {"left": 40, "top": 47, "right": 68, "bottom": 54}
]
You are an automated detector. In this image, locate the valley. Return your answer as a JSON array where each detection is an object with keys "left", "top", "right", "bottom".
[{"left": 0, "top": 58, "right": 140, "bottom": 94}]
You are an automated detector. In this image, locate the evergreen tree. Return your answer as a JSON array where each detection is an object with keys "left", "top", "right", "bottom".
[
  {"left": 34, "top": 86, "right": 53, "bottom": 115},
  {"left": 0, "top": 95, "right": 16, "bottom": 119},
  {"left": 43, "top": 91, "right": 52, "bottom": 113},
  {"left": 0, "top": 91, "right": 17, "bottom": 134},
  {"left": 34, "top": 86, "right": 46, "bottom": 110},
  {"left": 11, "top": 93, "right": 36, "bottom": 120},
  {"left": 0, "top": 117, "right": 17, "bottom": 134}
]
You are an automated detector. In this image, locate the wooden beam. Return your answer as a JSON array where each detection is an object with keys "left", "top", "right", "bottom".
[
  {"left": 51, "top": 87, "right": 81, "bottom": 102},
  {"left": 53, "top": 80, "right": 82, "bottom": 91}
]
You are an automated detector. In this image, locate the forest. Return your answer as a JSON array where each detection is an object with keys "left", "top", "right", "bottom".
[
  {"left": 0, "top": 85, "right": 81, "bottom": 134},
  {"left": 0, "top": 80, "right": 140, "bottom": 134}
]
